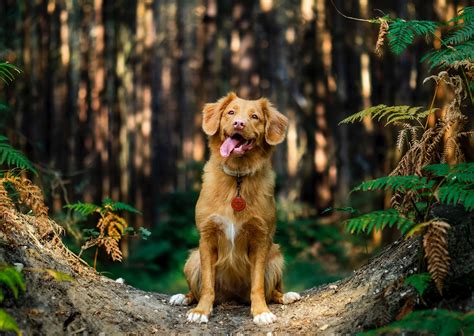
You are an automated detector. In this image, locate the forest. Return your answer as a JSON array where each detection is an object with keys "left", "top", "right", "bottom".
[{"left": 0, "top": 0, "right": 473, "bottom": 334}]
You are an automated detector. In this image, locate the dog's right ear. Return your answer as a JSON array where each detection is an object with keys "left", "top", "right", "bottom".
[{"left": 202, "top": 92, "right": 236, "bottom": 136}]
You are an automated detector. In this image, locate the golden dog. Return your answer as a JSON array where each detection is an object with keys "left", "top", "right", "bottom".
[{"left": 170, "top": 92, "right": 300, "bottom": 325}]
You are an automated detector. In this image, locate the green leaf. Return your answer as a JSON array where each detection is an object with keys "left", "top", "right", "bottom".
[
  {"left": 0, "top": 309, "right": 19, "bottom": 334},
  {"left": 64, "top": 202, "right": 100, "bottom": 216},
  {"left": 345, "top": 209, "right": 415, "bottom": 235},
  {"left": 102, "top": 198, "right": 141, "bottom": 214},
  {"left": 339, "top": 105, "right": 434, "bottom": 126},
  {"left": 387, "top": 19, "right": 438, "bottom": 55},
  {"left": 404, "top": 273, "right": 431, "bottom": 296},
  {"left": 138, "top": 227, "right": 151, "bottom": 240},
  {"left": 0, "top": 267, "right": 25, "bottom": 299},
  {"left": 352, "top": 175, "right": 434, "bottom": 193},
  {"left": 0, "top": 136, "right": 37, "bottom": 174},
  {"left": 45, "top": 269, "right": 75, "bottom": 282}
]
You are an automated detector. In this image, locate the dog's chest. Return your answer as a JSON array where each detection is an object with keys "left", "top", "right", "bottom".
[{"left": 210, "top": 214, "right": 240, "bottom": 244}]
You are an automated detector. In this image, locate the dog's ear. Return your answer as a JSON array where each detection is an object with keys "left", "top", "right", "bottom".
[
  {"left": 261, "top": 99, "right": 288, "bottom": 145},
  {"left": 202, "top": 92, "right": 237, "bottom": 136}
]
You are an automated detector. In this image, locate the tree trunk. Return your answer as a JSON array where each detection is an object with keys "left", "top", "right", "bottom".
[{"left": 2, "top": 206, "right": 472, "bottom": 335}]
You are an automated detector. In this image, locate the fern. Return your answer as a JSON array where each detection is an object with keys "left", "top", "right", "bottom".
[
  {"left": 0, "top": 309, "right": 20, "bottom": 335},
  {"left": 449, "top": 6, "right": 474, "bottom": 24},
  {"left": 352, "top": 175, "right": 435, "bottom": 193},
  {"left": 102, "top": 198, "right": 141, "bottom": 214},
  {"left": 438, "top": 184, "right": 474, "bottom": 211},
  {"left": 422, "top": 40, "right": 474, "bottom": 70},
  {"left": 339, "top": 105, "right": 434, "bottom": 126},
  {"left": 387, "top": 19, "right": 438, "bottom": 55},
  {"left": 0, "top": 266, "right": 25, "bottom": 335},
  {"left": 0, "top": 266, "right": 25, "bottom": 300},
  {"left": 64, "top": 202, "right": 100, "bottom": 216},
  {"left": 0, "top": 62, "right": 21, "bottom": 85},
  {"left": 445, "top": 22, "right": 474, "bottom": 45},
  {"left": 360, "top": 309, "right": 474, "bottom": 336},
  {"left": 345, "top": 209, "right": 415, "bottom": 235},
  {"left": 0, "top": 136, "right": 37, "bottom": 174},
  {"left": 404, "top": 273, "right": 431, "bottom": 296}
]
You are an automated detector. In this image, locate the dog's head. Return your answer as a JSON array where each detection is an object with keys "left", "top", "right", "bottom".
[{"left": 202, "top": 92, "right": 288, "bottom": 163}]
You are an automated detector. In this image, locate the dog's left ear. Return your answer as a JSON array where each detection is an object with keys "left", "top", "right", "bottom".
[
  {"left": 202, "top": 92, "right": 237, "bottom": 136},
  {"left": 261, "top": 99, "right": 288, "bottom": 145}
]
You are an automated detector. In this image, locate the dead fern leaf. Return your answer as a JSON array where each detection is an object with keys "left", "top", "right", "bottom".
[
  {"left": 375, "top": 19, "right": 389, "bottom": 57},
  {"left": 423, "top": 220, "right": 451, "bottom": 294},
  {"left": 99, "top": 237, "right": 123, "bottom": 262}
]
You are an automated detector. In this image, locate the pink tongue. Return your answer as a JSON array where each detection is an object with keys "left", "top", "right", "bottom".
[{"left": 220, "top": 137, "right": 240, "bottom": 157}]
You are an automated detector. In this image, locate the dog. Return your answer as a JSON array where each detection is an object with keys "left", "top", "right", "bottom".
[{"left": 169, "top": 92, "right": 300, "bottom": 325}]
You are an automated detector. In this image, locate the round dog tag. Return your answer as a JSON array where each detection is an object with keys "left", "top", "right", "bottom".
[{"left": 231, "top": 196, "right": 246, "bottom": 212}]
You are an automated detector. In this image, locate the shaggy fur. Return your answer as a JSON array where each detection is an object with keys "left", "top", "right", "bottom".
[{"left": 170, "top": 92, "right": 300, "bottom": 325}]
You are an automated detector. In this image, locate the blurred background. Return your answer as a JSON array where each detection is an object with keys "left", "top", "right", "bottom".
[{"left": 0, "top": 0, "right": 471, "bottom": 293}]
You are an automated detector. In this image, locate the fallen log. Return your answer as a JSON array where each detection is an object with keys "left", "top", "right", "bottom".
[{"left": 1, "top": 205, "right": 472, "bottom": 335}]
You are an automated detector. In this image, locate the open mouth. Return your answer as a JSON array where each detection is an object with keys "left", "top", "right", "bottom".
[{"left": 220, "top": 133, "right": 254, "bottom": 158}]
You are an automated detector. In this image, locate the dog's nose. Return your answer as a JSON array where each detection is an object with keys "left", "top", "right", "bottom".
[{"left": 233, "top": 119, "right": 246, "bottom": 130}]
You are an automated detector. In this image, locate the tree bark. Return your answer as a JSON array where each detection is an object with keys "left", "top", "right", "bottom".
[{"left": 2, "top": 205, "right": 472, "bottom": 335}]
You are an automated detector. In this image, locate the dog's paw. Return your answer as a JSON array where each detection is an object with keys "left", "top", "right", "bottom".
[
  {"left": 169, "top": 293, "right": 191, "bottom": 306},
  {"left": 282, "top": 291, "right": 301, "bottom": 305},
  {"left": 253, "top": 311, "right": 277, "bottom": 325},
  {"left": 187, "top": 309, "right": 209, "bottom": 323}
]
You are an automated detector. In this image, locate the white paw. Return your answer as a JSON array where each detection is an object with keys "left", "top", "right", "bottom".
[
  {"left": 282, "top": 291, "right": 301, "bottom": 304},
  {"left": 253, "top": 312, "right": 277, "bottom": 325},
  {"left": 169, "top": 293, "right": 190, "bottom": 306},
  {"left": 187, "top": 311, "right": 209, "bottom": 323}
]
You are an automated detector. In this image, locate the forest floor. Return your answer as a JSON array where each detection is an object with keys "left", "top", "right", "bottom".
[{"left": 1, "top": 205, "right": 473, "bottom": 335}]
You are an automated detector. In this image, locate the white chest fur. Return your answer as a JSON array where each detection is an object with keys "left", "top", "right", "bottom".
[{"left": 209, "top": 214, "right": 239, "bottom": 245}]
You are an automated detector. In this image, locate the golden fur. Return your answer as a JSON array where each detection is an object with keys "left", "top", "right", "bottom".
[{"left": 173, "top": 92, "right": 299, "bottom": 325}]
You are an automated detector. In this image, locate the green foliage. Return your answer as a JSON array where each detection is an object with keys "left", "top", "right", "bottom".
[
  {"left": 387, "top": 19, "right": 439, "bottom": 55},
  {"left": 360, "top": 309, "right": 474, "bottom": 336},
  {"left": 0, "top": 266, "right": 25, "bottom": 300},
  {"left": 404, "top": 273, "right": 431, "bottom": 296},
  {"left": 352, "top": 175, "right": 434, "bottom": 193},
  {"left": 0, "top": 309, "right": 19, "bottom": 335},
  {"left": 345, "top": 209, "right": 415, "bottom": 235},
  {"left": 424, "top": 163, "right": 474, "bottom": 211},
  {"left": 422, "top": 41, "right": 474, "bottom": 69},
  {"left": 344, "top": 163, "right": 473, "bottom": 237},
  {"left": 339, "top": 104, "right": 435, "bottom": 126},
  {"left": 0, "top": 135, "right": 37, "bottom": 174},
  {"left": 0, "top": 62, "right": 21, "bottom": 85},
  {"left": 64, "top": 202, "right": 100, "bottom": 216},
  {"left": 102, "top": 198, "right": 141, "bottom": 214},
  {"left": 0, "top": 266, "right": 25, "bottom": 335}
]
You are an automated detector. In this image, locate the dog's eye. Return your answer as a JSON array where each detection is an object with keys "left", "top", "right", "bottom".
[
  {"left": 228, "top": 110, "right": 235, "bottom": 115},
  {"left": 252, "top": 114, "right": 259, "bottom": 120}
]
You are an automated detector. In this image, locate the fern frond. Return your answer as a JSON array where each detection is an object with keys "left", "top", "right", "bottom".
[
  {"left": 339, "top": 105, "right": 433, "bottom": 126},
  {"left": 449, "top": 6, "right": 474, "bottom": 24},
  {"left": 64, "top": 202, "right": 100, "bottom": 216},
  {"left": 445, "top": 22, "right": 474, "bottom": 45},
  {"left": 352, "top": 175, "right": 435, "bottom": 193},
  {"left": 438, "top": 184, "right": 474, "bottom": 211},
  {"left": 424, "top": 162, "right": 474, "bottom": 177},
  {"left": 3, "top": 176, "right": 49, "bottom": 218},
  {"left": 0, "top": 309, "right": 20, "bottom": 334},
  {"left": 102, "top": 198, "right": 141, "bottom": 214},
  {"left": 388, "top": 19, "right": 438, "bottom": 55},
  {"left": 360, "top": 309, "right": 474, "bottom": 336},
  {"left": 0, "top": 137, "right": 37, "bottom": 174},
  {"left": 99, "top": 237, "right": 123, "bottom": 262},
  {"left": 423, "top": 220, "right": 451, "bottom": 294},
  {"left": 404, "top": 273, "right": 431, "bottom": 296},
  {"left": 345, "top": 209, "right": 415, "bottom": 235},
  {"left": 422, "top": 41, "right": 474, "bottom": 69},
  {"left": 0, "top": 62, "right": 21, "bottom": 85},
  {"left": 0, "top": 266, "right": 25, "bottom": 299}
]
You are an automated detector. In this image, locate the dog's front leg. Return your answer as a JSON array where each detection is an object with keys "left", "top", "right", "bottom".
[
  {"left": 186, "top": 236, "right": 217, "bottom": 323},
  {"left": 249, "top": 236, "right": 276, "bottom": 325}
]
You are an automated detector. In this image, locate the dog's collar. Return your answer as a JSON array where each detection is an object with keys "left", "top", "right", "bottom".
[{"left": 222, "top": 164, "right": 254, "bottom": 177}]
